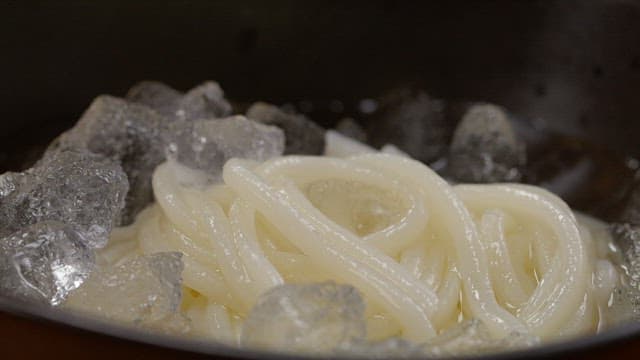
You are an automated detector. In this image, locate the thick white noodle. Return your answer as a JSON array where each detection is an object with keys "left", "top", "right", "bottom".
[
  {"left": 223, "top": 159, "right": 438, "bottom": 341},
  {"left": 116, "top": 152, "right": 619, "bottom": 345},
  {"left": 352, "top": 154, "right": 526, "bottom": 337}
]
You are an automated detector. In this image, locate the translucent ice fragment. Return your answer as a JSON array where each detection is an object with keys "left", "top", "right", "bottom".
[
  {"left": 241, "top": 282, "right": 366, "bottom": 353},
  {"left": 365, "top": 88, "right": 449, "bottom": 163},
  {"left": 127, "top": 81, "right": 232, "bottom": 121},
  {"left": 177, "top": 81, "right": 232, "bottom": 121},
  {"left": 65, "top": 252, "right": 184, "bottom": 326},
  {"left": 247, "top": 102, "right": 325, "bottom": 155},
  {"left": 167, "top": 116, "right": 284, "bottom": 182},
  {"left": 611, "top": 224, "right": 640, "bottom": 290},
  {"left": 448, "top": 104, "right": 526, "bottom": 183},
  {"left": 126, "top": 81, "right": 183, "bottom": 118},
  {"left": 606, "top": 224, "right": 640, "bottom": 325},
  {"left": 0, "top": 221, "right": 95, "bottom": 306},
  {"left": 607, "top": 285, "right": 640, "bottom": 325},
  {"left": 48, "top": 95, "right": 167, "bottom": 224},
  {"left": 0, "top": 149, "right": 128, "bottom": 248}
]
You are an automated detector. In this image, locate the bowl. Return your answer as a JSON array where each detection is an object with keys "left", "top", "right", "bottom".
[{"left": 1, "top": 1, "right": 640, "bottom": 358}]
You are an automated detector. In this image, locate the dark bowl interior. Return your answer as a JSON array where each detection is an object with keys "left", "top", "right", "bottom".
[{"left": 2, "top": 1, "right": 640, "bottom": 359}]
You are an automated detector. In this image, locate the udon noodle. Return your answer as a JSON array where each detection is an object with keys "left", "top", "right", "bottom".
[{"left": 102, "top": 137, "right": 620, "bottom": 348}]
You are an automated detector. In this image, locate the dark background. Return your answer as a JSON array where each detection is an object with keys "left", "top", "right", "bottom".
[
  {"left": 1, "top": 1, "right": 640, "bottom": 168},
  {"left": 1, "top": 1, "right": 640, "bottom": 359}
]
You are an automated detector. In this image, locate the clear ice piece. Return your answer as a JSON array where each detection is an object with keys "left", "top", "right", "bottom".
[
  {"left": 167, "top": 116, "right": 284, "bottom": 182},
  {"left": 611, "top": 224, "right": 640, "bottom": 290},
  {"left": 607, "top": 285, "right": 640, "bottom": 325},
  {"left": 126, "top": 81, "right": 183, "bottom": 118},
  {"left": 0, "top": 149, "right": 128, "bottom": 248},
  {"left": 177, "top": 81, "right": 232, "bottom": 121},
  {"left": 0, "top": 221, "right": 95, "bottom": 306},
  {"left": 607, "top": 224, "right": 640, "bottom": 326},
  {"left": 241, "top": 282, "right": 366, "bottom": 353},
  {"left": 47, "top": 88, "right": 237, "bottom": 223},
  {"left": 448, "top": 103, "right": 526, "bottom": 183},
  {"left": 127, "top": 81, "right": 232, "bottom": 122},
  {"left": 247, "top": 102, "right": 325, "bottom": 155},
  {"left": 65, "top": 252, "right": 184, "bottom": 325},
  {"left": 365, "top": 88, "right": 449, "bottom": 163},
  {"left": 48, "top": 95, "right": 167, "bottom": 224}
]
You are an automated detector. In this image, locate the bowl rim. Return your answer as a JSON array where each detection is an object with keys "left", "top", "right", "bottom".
[{"left": 2, "top": 294, "right": 640, "bottom": 360}]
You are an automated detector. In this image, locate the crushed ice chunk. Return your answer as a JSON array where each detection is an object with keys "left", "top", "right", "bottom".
[
  {"left": 0, "top": 221, "right": 95, "bottom": 306},
  {"left": 423, "top": 319, "right": 538, "bottom": 356},
  {"left": 606, "top": 224, "right": 640, "bottom": 326},
  {"left": 127, "top": 81, "right": 232, "bottom": 121},
  {"left": 0, "top": 171, "right": 27, "bottom": 198},
  {"left": 126, "top": 81, "right": 183, "bottom": 118},
  {"left": 177, "top": 81, "right": 232, "bottom": 121},
  {"left": 610, "top": 224, "right": 640, "bottom": 290},
  {"left": 0, "top": 149, "right": 128, "bottom": 248},
  {"left": 241, "top": 282, "right": 366, "bottom": 353},
  {"left": 65, "top": 252, "right": 185, "bottom": 326},
  {"left": 607, "top": 285, "right": 640, "bottom": 325},
  {"left": 247, "top": 102, "right": 325, "bottom": 155},
  {"left": 47, "top": 95, "right": 167, "bottom": 224},
  {"left": 448, "top": 104, "right": 526, "bottom": 183},
  {"left": 167, "top": 116, "right": 284, "bottom": 182},
  {"left": 48, "top": 95, "right": 274, "bottom": 222},
  {"left": 365, "top": 88, "right": 449, "bottom": 163},
  {"left": 335, "top": 117, "right": 368, "bottom": 143}
]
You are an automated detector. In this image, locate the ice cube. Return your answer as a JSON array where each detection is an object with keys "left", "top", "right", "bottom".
[
  {"left": 48, "top": 95, "right": 167, "bottom": 224},
  {"left": 247, "top": 102, "right": 325, "bottom": 155},
  {"left": 606, "top": 224, "right": 640, "bottom": 326},
  {"left": 423, "top": 319, "right": 538, "bottom": 356},
  {"left": 126, "top": 81, "right": 183, "bottom": 118},
  {"left": 0, "top": 149, "right": 128, "bottom": 248},
  {"left": 610, "top": 224, "right": 640, "bottom": 289},
  {"left": 448, "top": 104, "right": 526, "bottom": 183},
  {"left": 241, "top": 282, "right": 366, "bottom": 353},
  {"left": 167, "top": 116, "right": 284, "bottom": 182},
  {"left": 177, "top": 81, "right": 232, "bottom": 121},
  {"left": 127, "top": 81, "right": 232, "bottom": 122},
  {"left": 65, "top": 252, "right": 185, "bottom": 326},
  {"left": 0, "top": 171, "right": 27, "bottom": 198},
  {"left": 607, "top": 285, "right": 640, "bottom": 325},
  {"left": 364, "top": 88, "right": 449, "bottom": 163},
  {"left": 335, "top": 117, "right": 368, "bottom": 143},
  {"left": 0, "top": 221, "right": 95, "bottom": 306}
]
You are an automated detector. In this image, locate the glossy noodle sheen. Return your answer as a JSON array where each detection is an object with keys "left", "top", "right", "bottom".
[{"left": 110, "top": 150, "right": 620, "bottom": 348}]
